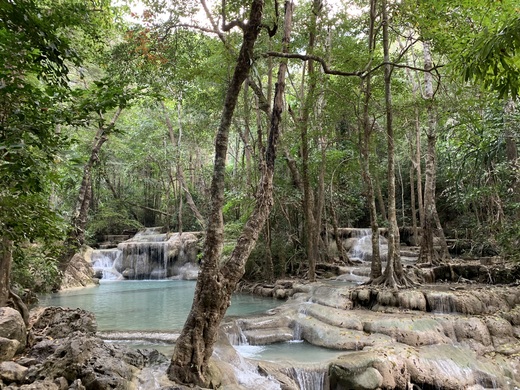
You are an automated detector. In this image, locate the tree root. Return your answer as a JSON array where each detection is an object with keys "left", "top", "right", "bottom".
[{"left": 9, "top": 288, "right": 29, "bottom": 326}]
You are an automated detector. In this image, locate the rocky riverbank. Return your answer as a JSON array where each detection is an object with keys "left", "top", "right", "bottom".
[
  {"left": 230, "top": 281, "right": 520, "bottom": 389},
  {"left": 1, "top": 278, "right": 519, "bottom": 389}
]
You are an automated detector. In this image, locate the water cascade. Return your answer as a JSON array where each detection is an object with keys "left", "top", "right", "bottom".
[
  {"left": 286, "top": 366, "right": 327, "bottom": 390},
  {"left": 92, "top": 249, "right": 123, "bottom": 280},
  {"left": 91, "top": 228, "right": 201, "bottom": 280},
  {"left": 348, "top": 228, "right": 388, "bottom": 262}
]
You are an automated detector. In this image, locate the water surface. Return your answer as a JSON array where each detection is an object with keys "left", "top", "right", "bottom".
[{"left": 39, "top": 280, "right": 282, "bottom": 332}]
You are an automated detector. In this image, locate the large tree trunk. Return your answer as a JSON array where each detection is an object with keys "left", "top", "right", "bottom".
[
  {"left": 418, "top": 41, "right": 449, "bottom": 265},
  {"left": 299, "top": 0, "right": 323, "bottom": 282},
  {"left": 168, "top": 1, "right": 292, "bottom": 385}
]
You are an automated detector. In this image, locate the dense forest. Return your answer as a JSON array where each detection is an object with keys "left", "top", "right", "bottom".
[{"left": 1, "top": 0, "right": 519, "bottom": 383}]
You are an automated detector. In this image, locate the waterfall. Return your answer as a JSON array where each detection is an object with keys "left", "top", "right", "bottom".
[
  {"left": 91, "top": 228, "right": 201, "bottom": 280},
  {"left": 286, "top": 366, "right": 327, "bottom": 390},
  {"left": 226, "top": 320, "right": 249, "bottom": 346},
  {"left": 348, "top": 229, "right": 388, "bottom": 262},
  {"left": 91, "top": 249, "right": 123, "bottom": 280},
  {"left": 426, "top": 292, "right": 458, "bottom": 314}
]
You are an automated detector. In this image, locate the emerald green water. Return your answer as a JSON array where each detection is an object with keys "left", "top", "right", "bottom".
[
  {"left": 39, "top": 280, "right": 281, "bottom": 332},
  {"left": 39, "top": 280, "right": 345, "bottom": 367}
]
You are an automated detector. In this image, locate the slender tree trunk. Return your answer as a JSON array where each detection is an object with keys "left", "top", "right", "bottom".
[
  {"left": 264, "top": 219, "right": 274, "bottom": 282},
  {"left": 61, "top": 108, "right": 122, "bottom": 270},
  {"left": 409, "top": 135, "right": 418, "bottom": 242},
  {"left": 161, "top": 100, "right": 206, "bottom": 230},
  {"left": 300, "top": 0, "right": 322, "bottom": 282},
  {"left": 168, "top": 1, "right": 293, "bottom": 385},
  {"left": 419, "top": 41, "right": 449, "bottom": 265},
  {"left": 372, "top": 0, "right": 411, "bottom": 287},
  {"left": 360, "top": 0, "right": 381, "bottom": 279},
  {"left": 329, "top": 203, "right": 351, "bottom": 265},
  {"left": 0, "top": 237, "right": 13, "bottom": 307}
]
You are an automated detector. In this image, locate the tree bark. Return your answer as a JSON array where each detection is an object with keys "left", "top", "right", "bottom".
[
  {"left": 299, "top": 0, "right": 322, "bottom": 282},
  {"left": 372, "top": 0, "right": 412, "bottom": 288},
  {"left": 360, "top": 0, "right": 381, "bottom": 279},
  {"left": 418, "top": 40, "right": 449, "bottom": 265},
  {"left": 167, "top": 0, "right": 293, "bottom": 385},
  {"left": 161, "top": 100, "right": 206, "bottom": 230},
  {"left": 0, "top": 237, "right": 13, "bottom": 307}
]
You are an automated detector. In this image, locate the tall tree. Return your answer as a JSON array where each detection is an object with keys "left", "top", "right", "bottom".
[
  {"left": 167, "top": 0, "right": 291, "bottom": 385},
  {"left": 371, "top": 0, "right": 413, "bottom": 287},
  {"left": 418, "top": 40, "right": 449, "bottom": 265}
]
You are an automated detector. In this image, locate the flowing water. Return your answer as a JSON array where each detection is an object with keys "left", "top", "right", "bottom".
[{"left": 39, "top": 280, "right": 342, "bottom": 385}]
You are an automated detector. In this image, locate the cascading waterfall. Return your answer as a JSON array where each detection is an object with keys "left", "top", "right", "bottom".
[
  {"left": 348, "top": 229, "right": 388, "bottom": 262},
  {"left": 91, "top": 228, "right": 201, "bottom": 280},
  {"left": 92, "top": 249, "right": 123, "bottom": 280},
  {"left": 286, "top": 366, "right": 327, "bottom": 390},
  {"left": 426, "top": 292, "right": 458, "bottom": 314}
]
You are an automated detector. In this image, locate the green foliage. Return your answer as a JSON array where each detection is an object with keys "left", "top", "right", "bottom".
[
  {"left": 86, "top": 205, "right": 143, "bottom": 243},
  {"left": 462, "top": 17, "right": 520, "bottom": 99},
  {"left": 11, "top": 244, "right": 62, "bottom": 293}
]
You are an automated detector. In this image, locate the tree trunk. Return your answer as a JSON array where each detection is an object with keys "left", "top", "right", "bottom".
[
  {"left": 167, "top": 1, "right": 292, "bottom": 385},
  {"left": 360, "top": 0, "right": 381, "bottom": 279},
  {"left": 0, "top": 237, "right": 13, "bottom": 307},
  {"left": 61, "top": 108, "right": 122, "bottom": 270},
  {"left": 372, "top": 0, "right": 412, "bottom": 288},
  {"left": 329, "top": 203, "right": 351, "bottom": 265},
  {"left": 418, "top": 40, "right": 449, "bottom": 265},
  {"left": 161, "top": 100, "right": 206, "bottom": 230},
  {"left": 299, "top": 0, "right": 322, "bottom": 282}
]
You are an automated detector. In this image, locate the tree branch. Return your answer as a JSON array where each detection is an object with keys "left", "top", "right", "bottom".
[{"left": 265, "top": 51, "right": 445, "bottom": 78}]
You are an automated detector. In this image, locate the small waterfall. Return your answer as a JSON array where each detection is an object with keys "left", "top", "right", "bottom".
[
  {"left": 286, "top": 366, "right": 327, "bottom": 390},
  {"left": 91, "top": 249, "right": 123, "bottom": 280},
  {"left": 426, "top": 292, "right": 457, "bottom": 314},
  {"left": 291, "top": 303, "right": 311, "bottom": 341},
  {"left": 226, "top": 320, "right": 249, "bottom": 346},
  {"left": 348, "top": 229, "right": 388, "bottom": 262}
]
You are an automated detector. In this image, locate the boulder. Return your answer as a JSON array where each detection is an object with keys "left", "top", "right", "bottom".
[
  {"left": 0, "top": 307, "right": 26, "bottom": 356},
  {"left": 0, "top": 337, "right": 20, "bottom": 361},
  {"left": 26, "top": 335, "right": 140, "bottom": 389},
  {"left": 29, "top": 307, "right": 96, "bottom": 346},
  {"left": 363, "top": 316, "right": 451, "bottom": 347},
  {"left": 60, "top": 247, "right": 96, "bottom": 290},
  {"left": 0, "top": 361, "right": 28, "bottom": 383}
]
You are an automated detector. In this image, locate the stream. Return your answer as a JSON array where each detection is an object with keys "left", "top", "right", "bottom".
[{"left": 39, "top": 280, "right": 345, "bottom": 365}]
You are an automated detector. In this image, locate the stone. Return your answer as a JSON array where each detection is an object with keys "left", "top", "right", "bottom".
[
  {"left": 3, "top": 379, "right": 60, "bottom": 389},
  {"left": 29, "top": 307, "right": 96, "bottom": 345},
  {"left": 329, "top": 351, "right": 399, "bottom": 390},
  {"left": 32, "top": 335, "right": 138, "bottom": 389},
  {"left": 397, "top": 290, "right": 427, "bottom": 312},
  {"left": 60, "top": 247, "right": 96, "bottom": 290},
  {"left": 0, "top": 307, "right": 26, "bottom": 355},
  {"left": 363, "top": 316, "right": 451, "bottom": 347},
  {"left": 0, "top": 337, "right": 20, "bottom": 361},
  {"left": 243, "top": 327, "right": 294, "bottom": 345},
  {"left": 122, "top": 268, "right": 135, "bottom": 278},
  {"left": 0, "top": 361, "right": 28, "bottom": 383}
]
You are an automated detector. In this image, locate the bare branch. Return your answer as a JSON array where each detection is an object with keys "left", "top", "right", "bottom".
[
  {"left": 265, "top": 51, "right": 364, "bottom": 77},
  {"left": 265, "top": 51, "right": 445, "bottom": 79}
]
